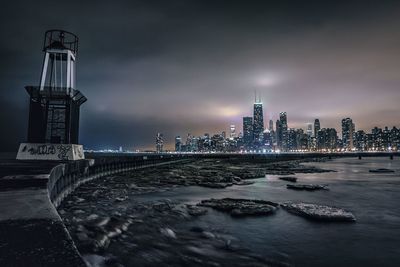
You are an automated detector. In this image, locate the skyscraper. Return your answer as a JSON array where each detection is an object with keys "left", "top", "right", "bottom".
[
  {"left": 296, "top": 128, "right": 309, "bottom": 150},
  {"left": 156, "top": 133, "right": 163, "bottom": 153},
  {"left": 222, "top": 131, "right": 226, "bottom": 139},
  {"left": 317, "top": 128, "right": 338, "bottom": 150},
  {"left": 243, "top": 116, "right": 253, "bottom": 148},
  {"left": 288, "top": 128, "right": 297, "bottom": 151},
  {"left": 263, "top": 129, "right": 273, "bottom": 150},
  {"left": 269, "top": 119, "right": 276, "bottom": 147},
  {"left": 355, "top": 130, "right": 366, "bottom": 151},
  {"left": 307, "top": 123, "right": 313, "bottom": 136},
  {"left": 253, "top": 97, "right": 264, "bottom": 146},
  {"left": 276, "top": 119, "right": 282, "bottom": 148},
  {"left": 269, "top": 119, "right": 274, "bottom": 132},
  {"left": 186, "top": 133, "right": 192, "bottom": 147},
  {"left": 279, "top": 112, "right": 288, "bottom": 151},
  {"left": 230, "top": 124, "right": 236, "bottom": 139},
  {"left": 175, "top": 136, "right": 182, "bottom": 152},
  {"left": 314, "top": 119, "right": 320, "bottom": 137},
  {"left": 342, "top": 118, "right": 355, "bottom": 150},
  {"left": 191, "top": 136, "right": 199, "bottom": 152}
]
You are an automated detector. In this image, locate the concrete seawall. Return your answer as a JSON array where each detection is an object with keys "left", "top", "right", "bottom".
[
  {"left": 48, "top": 155, "right": 192, "bottom": 208},
  {"left": 0, "top": 154, "right": 192, "bottom": 266}
]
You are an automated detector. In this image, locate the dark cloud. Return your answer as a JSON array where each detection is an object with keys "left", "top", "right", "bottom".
[{"left": 1, "top": 0, "right": 400, "bottom": 151}]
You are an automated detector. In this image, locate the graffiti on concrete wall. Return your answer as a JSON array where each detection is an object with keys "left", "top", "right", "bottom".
[
  {"left": 17, "top": 143, "right": 84, "bottom": 161},
  {"left": 73, "top": 145, "right": 84, "bottom": 159},
  {"left": 23, "top": 144, "right": 56, "bottom": 155},
  {"left": 22, "top": 144, "right": 72, "bottom": 160},
  {"left": 57, "top": 145, "right": 72, "bottom": 160}
]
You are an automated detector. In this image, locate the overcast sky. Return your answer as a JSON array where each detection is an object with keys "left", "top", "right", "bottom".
[{"left": 1, "top": 0, "right": 400, "bottom": 151}]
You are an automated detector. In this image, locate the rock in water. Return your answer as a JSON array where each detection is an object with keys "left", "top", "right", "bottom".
[
  {"left": 202, "top": 231, "right": 215, "bottom": 239},
  {"left": 278, "top": 177, "right": 297, "bottom": 183},
  {"left": 198, "top": 198, "right": 278, "bottom": 217},
  {"left": 233, "top": 180, "right": 255, "bottom": 186},
  {"left": 369, "top": 168, "right": 395, "bottom": 173},
  {"left": 84, "top": 216, "right": 110, "bottom": 229},
  {"left": 286, "top": 184, "right": 328, "bottom": 191},
  {"left": 160, "top": 227, "right": 177, "bottom": 239},
  {"left": 115, "top": 196, "right": 128, "bottom": 202},
  {"left": 152, "top": 200, "right": 173, "bottom": 212},
  {"left": 281, "top": 203, "right": 356, "bottom": 222},
  {"left": 186, "top": 205, "right": 208, "bottom": 216},
  {"left": 230, "top": 205, "right": 276, "bottom": 217},
  {"left": 197, "top": 182, "right": 231, "bottom": 188}
]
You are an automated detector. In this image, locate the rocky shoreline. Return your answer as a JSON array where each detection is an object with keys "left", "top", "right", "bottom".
[
  {"left": 112, "top": 158, "right": 335, "bottom": 193},
  {"left": 60, "top": 197, "right": 289, "bottom": 267}
]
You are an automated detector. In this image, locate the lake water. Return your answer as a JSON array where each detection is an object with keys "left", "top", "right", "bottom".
[
  {"left": 61, "top": 157, "right": 400, "bottom": 267},
  {"left": 128, "top": 157, "right": 400, "bottom": 267}
]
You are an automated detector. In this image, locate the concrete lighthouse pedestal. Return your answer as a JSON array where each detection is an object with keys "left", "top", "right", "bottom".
[{"left": 16, "top": 143, "right": 85, "bottom": 161}]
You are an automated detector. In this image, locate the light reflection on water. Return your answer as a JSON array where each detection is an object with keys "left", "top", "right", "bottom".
[{"left": 132, "top": 157, "right": 400, "bottom": 267}]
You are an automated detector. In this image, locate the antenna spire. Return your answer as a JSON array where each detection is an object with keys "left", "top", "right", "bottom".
[{"left": 254, "top": 90, "right": 262, "bottom": 103}]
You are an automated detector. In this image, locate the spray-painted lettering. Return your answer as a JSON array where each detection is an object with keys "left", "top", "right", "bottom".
[{"left": 28, "top": 145, "right": 56, "bottom": 155}]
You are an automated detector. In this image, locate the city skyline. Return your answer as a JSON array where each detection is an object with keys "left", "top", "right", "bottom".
[
  {"left": 165, "top": 96, "right": 399, "bottom": 152},
  {"left": 1, "top": 0, "right": 400, "bottom": 151}
]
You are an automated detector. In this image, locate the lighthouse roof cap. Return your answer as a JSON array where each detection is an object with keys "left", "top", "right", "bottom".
[{"left": 43, "top": 29, "right": 78, "bottom": 54}]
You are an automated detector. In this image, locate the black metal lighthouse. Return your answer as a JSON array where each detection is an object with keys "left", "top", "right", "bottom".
[{"left": 17, "top": 30, "right": 86, "bottom": 160}]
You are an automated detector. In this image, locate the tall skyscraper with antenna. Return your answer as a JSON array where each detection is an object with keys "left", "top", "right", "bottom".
[{"left": 253, "top": 91, "right": 264, "bottom": 147}]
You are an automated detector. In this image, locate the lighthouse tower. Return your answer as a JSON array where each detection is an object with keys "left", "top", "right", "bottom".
[{"left": 17, "top": 30, "right": 87, "bottom": 160}]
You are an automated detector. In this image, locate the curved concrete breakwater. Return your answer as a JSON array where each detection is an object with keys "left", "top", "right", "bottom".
[{"left": 0, "top": 154, "right": 192, "bottom": 267}]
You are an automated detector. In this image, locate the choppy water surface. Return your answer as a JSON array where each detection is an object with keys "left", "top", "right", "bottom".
[{"left": 61, "top": 157, "right": 400, "bottom": 267}]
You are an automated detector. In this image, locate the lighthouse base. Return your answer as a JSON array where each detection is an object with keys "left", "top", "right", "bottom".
[{"left": 16, "top": 143, "right": 85, "bottom": 161}]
